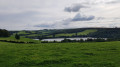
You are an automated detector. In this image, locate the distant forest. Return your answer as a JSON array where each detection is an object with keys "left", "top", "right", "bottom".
[
  {"left": 0, "top": 29, "right": 10, "bottom": 37},
  {"left": 87, "top": 28, "right": 120, "bottom": 38}
]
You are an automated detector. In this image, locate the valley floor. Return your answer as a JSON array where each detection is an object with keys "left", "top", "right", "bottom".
[{"left": 0, "top": 41, "right": 120, "bottom": 67}]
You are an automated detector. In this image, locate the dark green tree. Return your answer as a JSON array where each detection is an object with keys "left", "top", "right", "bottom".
[
  {"left": 0, "top": 29, "right": 10, "bottom": 37},
  {"left": 15, "top": 34, "right": 20, "bottom": 40},
  {"left": 75, "top": 32, "right": 78, "bottom": 37}
]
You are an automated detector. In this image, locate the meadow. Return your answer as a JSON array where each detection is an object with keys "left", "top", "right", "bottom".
[
  {"left": 0, "top": 35, "right": 40, "bottom": 44},
  {"left": 45, "top": 29, "right": 97, "bottom": 38},
  {"left": 13, "top": 29, "right": 98, "bottom": 38},
  {"left": 0, "top": 40, "right": 120, "bottom": 67}
]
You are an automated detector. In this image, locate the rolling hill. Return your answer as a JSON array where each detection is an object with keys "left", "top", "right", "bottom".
[{"left": 9, "top": 28, "right": 120, "bottom": 39}]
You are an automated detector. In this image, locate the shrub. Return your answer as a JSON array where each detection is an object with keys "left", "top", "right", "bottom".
[{"left": 15, "top": 34, "right": 20, "bottom": 40}]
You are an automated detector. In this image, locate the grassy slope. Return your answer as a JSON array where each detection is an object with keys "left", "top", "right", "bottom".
[
  {"left": 27, "top": 34, "right": 40, "bottom": 37},
  {"left": 18, "top": 31, "right": 29, "bottom": 35},
  {"left": 55, "top": 29, "right": 97, "bottom": 37},
  {"left": 0, "top": 35, "right": 39, "bottom": 43},
  {"left": 16, "top": 29, "right": 97, "bottom": 38},
  {"left": 77, "top": 29, "right": 97, "bottom": 35},
  {"left": 0, "top": 41, "right": 120, "bottom": 67},
  {"left": 17, "top": 31, "right": 48, "bottom": 37}
]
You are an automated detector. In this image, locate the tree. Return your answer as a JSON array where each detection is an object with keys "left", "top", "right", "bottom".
[
  {"left": 38, "top": 35, "right": 43, "bottom": 40},
  {"left": 75, "top": 32, "right": 78, "bottom": 37},
  {"left": 0, "top": 29, "right": 10, "bottom": 37},
  {"left": 15, "top": 34, "right": 20, "bottom": 40}
]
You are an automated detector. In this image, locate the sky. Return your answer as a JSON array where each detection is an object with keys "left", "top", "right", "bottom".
[{"left": 0, "top": 0, "right": 120, "bottom": 30}]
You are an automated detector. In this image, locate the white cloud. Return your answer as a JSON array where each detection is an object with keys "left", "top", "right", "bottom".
[{"left": 0, "top": 0, "right": 120, "bottom": 30}]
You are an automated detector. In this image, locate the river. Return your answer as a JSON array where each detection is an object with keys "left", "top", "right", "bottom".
[{"left": 34, "top": 37, "right": 107, "bottom": 42}]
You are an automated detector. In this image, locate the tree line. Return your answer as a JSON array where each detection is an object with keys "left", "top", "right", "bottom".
[
  {"left": 41, "top": 38, "right": 120, "bottom": 43},
  {"left": 41, "top": 38, "right": 107, "bottom": 43},
  {"left": 0, "top": 29, "right": 10, "bottom": 37}
]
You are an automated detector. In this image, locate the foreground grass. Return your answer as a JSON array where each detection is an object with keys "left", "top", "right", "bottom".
[{"left": 0, "top": 41, "right": 120, "bottom": 67}]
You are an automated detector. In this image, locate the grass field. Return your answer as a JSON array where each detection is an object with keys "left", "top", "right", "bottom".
[
  {"left": 77, "top": 29, "right": 97, "bottom": 35},
  {"left": 54, "top": 29, "right": 97, "bottom": 37},
  {"left": 0, "top": 41, "right": 120, "bottom": 67},
  {"left": 0, "top": 35, "right": 39, "bottom": 43},
  {"left": 16, "top": 29, "right": 97, "bottom": 38},
  {"left": 18, "top": 31, "right": 29, "bottom": 35}
]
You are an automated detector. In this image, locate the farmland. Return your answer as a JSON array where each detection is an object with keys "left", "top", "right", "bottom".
[
  {"left": 0, "top": 41, "right": 120, "bottom": 67},
  {"left": 1, "top": 28, "right": 120, "bottom": 67},
  {"left": 52, "top": 29, "right": 97, "bottom": 37},
  {"left": 9, "top": 28, "right": 120, "bottom": 39}
]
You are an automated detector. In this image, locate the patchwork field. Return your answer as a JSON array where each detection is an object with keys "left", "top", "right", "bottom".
[
  {"left": 0, "top": 41, "right": 120, "bottom": 67},
  {"left": 12, "top": 29, "right": 98, "bottom": 39},
  {"left": 10, "top": 28, "right": 120, "bottom": 39},
  {"left": 55, "top": 29, "right": 97, "bottom": 37},
  {"left": 0, "top": 35, "right": 39, "bottom": 43}
]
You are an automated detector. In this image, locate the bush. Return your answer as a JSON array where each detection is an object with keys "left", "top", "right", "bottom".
[
  {"left": 15, "top": 34, "right": 20, "bottom": 40},
  {"left": 0, "top": 29, "right": 10, "bottom": 37}
]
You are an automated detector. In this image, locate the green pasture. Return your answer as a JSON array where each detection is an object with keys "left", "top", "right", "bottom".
[
  {"left": 18, "top": 31, "right": 29, "bottom": 35},
  {"left": 77, "top": 29, "right": 97, "bottom": 35},
  {"left": 54, "top": 29, "right": 97, "bottom": 37},
  {"left": 0, "top": 41, "right": 120, "bottom": 67},
  {"left": 0, "top": 35, "right": 39, "bottom": 43}
]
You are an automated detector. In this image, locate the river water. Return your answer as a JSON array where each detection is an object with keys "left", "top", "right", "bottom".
[{"left": 35, "top": 37, "right": 106, "bottom": 42}]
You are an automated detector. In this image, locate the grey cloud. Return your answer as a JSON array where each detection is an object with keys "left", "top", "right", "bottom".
[
  {"left": 72, "top": 13, "right": 95, "bottom": 21},
  {"left": 34, "top": 24, "right": 53, "bottom": 28},
  {"left": 62, "top": 18, "right": 72, "bottom": 25},
  {"left": 34, "top": 19, "right": 71, "bottom": 28},
  {"left": 64, "top": 4, "right": 88, "bottom": 12},
  {"left": 34, "top": 13, "right": 96, "bottom": 28},
  {"left": 106, "top": 0, "right": 120, "bottom": 4},
  {"left": 81, "top": 0, "right": 120, "bottom": 5},
  {"left": 34, "top": 13, "right": 96, "bottom": 29},
  {"left": 0, "top": 11, "right": 40, "bottom": 23},
  {"left": 97, "top": 17, "right": 105, "bottom": 20},
  {"left": 114, "top": 18, "right": 120, "bottom": 19},
  {"left": 106, "top": 1, "right": 117, "bottom": 4}
]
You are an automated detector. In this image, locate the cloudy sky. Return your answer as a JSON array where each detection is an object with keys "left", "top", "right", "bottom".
[{"left": 0, "top": 0, "right": 120, "bottom": 30}]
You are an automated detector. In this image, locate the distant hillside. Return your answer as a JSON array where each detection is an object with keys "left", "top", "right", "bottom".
[{"left": 9, "top": 28, "right": 120, "bottom": 39}]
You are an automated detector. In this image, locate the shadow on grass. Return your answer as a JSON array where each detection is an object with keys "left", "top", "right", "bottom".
[
  {"left": 73, "top": 62, "right": 116, "bottom": 67},
  {"left": 15, "top": 57, "right": 72, "bottom": 66}
]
